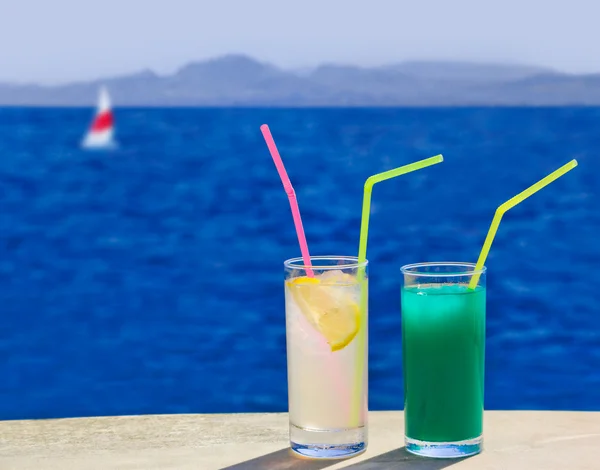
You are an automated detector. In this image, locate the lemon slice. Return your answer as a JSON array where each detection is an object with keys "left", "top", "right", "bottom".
[{"left": 287, "top": 276, "right": 360, "bottom": 351}]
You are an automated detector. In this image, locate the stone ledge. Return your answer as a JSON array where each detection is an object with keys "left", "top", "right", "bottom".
[{"left": 0, "top": 411, "right": 598, "bottom": 469}]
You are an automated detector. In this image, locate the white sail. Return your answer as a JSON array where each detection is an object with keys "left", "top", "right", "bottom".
[{"left": 82, "top": 86, "right": 116, "bottom": 149}]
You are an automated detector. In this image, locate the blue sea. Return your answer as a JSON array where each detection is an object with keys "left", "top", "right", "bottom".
[{"left": 0, "top": 107, "right": 598, "bottom": 420}]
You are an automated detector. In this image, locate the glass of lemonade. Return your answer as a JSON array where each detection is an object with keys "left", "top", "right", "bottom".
[
  {"left": 284, "top": 256, "right": 368, "bottom": 459},
  {"left": 401, "top": 262, "right": 486, "bottom": 458}
]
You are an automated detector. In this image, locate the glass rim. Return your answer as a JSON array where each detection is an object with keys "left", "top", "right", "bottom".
[
  {"left": 284, "top": 255, "right": 368, "bottom": 270},
  {"left": 400, "top": 261, "right": 486, "bottom": 277}
]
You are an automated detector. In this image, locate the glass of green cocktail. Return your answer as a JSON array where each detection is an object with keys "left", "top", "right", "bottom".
[
  {"left": 401, "top": 262, "right": 486, "bottom": 458},
  {"left": 398, "top": 159, "right": 578, "bottom": 459}
]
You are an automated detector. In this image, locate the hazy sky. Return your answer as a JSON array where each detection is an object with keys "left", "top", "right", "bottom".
[{"left": 1, "top": 0, "right": 597, "bottom": 84}]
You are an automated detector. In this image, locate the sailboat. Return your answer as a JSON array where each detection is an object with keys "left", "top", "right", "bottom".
[{"left": 81, "top": 86, "right": 117, "bottom": 149}]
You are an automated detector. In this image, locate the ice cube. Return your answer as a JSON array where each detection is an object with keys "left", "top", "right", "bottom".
[{"left": 318, "top": 270, "right": 358, "bottom": 286}]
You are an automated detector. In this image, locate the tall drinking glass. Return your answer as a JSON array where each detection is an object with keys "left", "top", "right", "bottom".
[
  {"left": 284, "top": 256, "right": 368, "bottom": 459},
  {"left": 401, "top": 262, "right": 486, "bottom": 458}
]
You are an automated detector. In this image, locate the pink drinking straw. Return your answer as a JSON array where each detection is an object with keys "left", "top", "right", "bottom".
[
  {"left": 260, "top": 124, "right": 314, "bottom": 277},
  {"left": 262, "top": 125, "right": 348, "bottom": 410}
]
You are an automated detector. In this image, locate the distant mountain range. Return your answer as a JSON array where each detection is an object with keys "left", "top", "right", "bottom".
[{"left": 2, "top": 55, "right": 600, "bottom": 106}]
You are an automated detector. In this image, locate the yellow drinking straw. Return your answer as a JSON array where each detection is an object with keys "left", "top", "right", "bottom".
[
  {"left": 351, "top": 154, "right": 444, "bottom": 425},
  {"left": 468, "top": 159, "right": 578, "bottom": 290}
]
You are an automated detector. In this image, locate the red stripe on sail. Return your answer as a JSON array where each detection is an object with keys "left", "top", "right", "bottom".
[{"left": 91, "top": 111, "right": 113, "bottom": 132}]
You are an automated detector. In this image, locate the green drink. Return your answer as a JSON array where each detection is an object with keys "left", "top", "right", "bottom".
[{"left": 401, "top": 262, "right": 486, "bottom": 458}]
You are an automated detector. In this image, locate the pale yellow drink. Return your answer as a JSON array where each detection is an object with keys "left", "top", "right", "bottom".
[{"left": 284, "top": 256, "right": 368, "bottom": 458}]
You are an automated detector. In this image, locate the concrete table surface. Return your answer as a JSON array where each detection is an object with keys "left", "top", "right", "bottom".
[{"left": 0, "top": 411, "right": 598, "bottom": 469}]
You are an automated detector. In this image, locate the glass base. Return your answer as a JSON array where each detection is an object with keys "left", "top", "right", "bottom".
[
  {"left": 290, "top": 423, "right": 367, "bottom": 459},
  {"left": 405, "top": 435, "right": 482, "bottom": 458}
]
